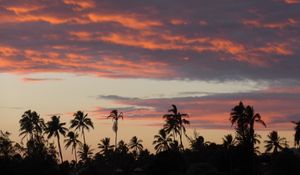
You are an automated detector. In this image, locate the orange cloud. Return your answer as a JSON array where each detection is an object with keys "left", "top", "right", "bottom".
[
  {"left": 63, "top": 0, "right": 95, "bottom": 10},
  {"left": 243, "top": 18, "right": 298, "bottom": 29},
  {"left": 87, "top": 13, "right": 163, "bottom": 29}
]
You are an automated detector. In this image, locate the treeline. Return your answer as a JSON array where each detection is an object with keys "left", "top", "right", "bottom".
[{"left": 0, "top": 101, "right": 300, "bottom": 175}]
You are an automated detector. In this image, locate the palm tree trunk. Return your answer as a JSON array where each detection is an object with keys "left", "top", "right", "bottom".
[
  {"left": 179, "top": 129, "right": 183, "bottom": 149},
  {"left": 82, "top": 128, "right": 86, "bottom": 145},
  {"left": 57, "top": 134, "right": 64, "bottom": 163},
  {"left": 115, "top": 130, "right": 118, "bottom": 150},
  {"left": 75, "top": 146, "right": 77, "bottom": 163}
]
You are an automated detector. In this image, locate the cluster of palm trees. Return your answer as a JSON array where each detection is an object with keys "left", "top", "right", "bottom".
[
  {"left": 17, "top": 102, "right": 300, "bottom": 164},
  {"left": 19, "top": 110, "right": 94, "bottom": 163},
  {"left": 18, "top": 109, "right": 146, "bottom": 163}
]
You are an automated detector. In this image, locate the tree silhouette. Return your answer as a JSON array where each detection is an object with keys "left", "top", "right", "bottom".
[
  {"left": 98, "top": 137, "right": 114, "bottom": 156},
  {"left": 230, "top": 102, "right": 266, "bottom": 152},
  {"left": 78, "top": 144, "right": 93, "bottom": 163},
  {"left": 107, "top": 110, "right": 123, "bottom": 149},
  {"left": 163, "top": 104, "right": 189, "bottom": 149},
  {"left": 153, "top": 129, "right": 172, "bottom": 153},
  {"left": 292, "top": 121, "right": 300, "bottom": 148},
  {"left": 245, "top": 105, "right": 266, "bottom": 152},
  {"left": 222, "top": 134, "right": 237, "bottom": 149},
  {"left": 0, "top": 131, "right": 15, "bottom": 159},
  {"left": 116, "top": 140, "right": 129, "bottom": 153},
  {"left": 128, "top": 136, "right": 143, "bottom": 158},
  {"left": 45, "top": 115, "right": 68, "bottom": 163},
  {"left": 64, "top": 131, "right": 82, "bottom": 162},
  {"left": 70, "top": 111, "right": 94, "bottom": 145},
  {"left": 264, "top": 131, "right": 287, "bottom": 154},
  {"left": 19, "top": 110, "right": 45, "bottom": 141}
]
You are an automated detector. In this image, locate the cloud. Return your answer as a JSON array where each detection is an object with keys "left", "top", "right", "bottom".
[
  {"left": 22, "top": 77, "right": 63, "bottom": 82},
  {"left": 95, "top": 85, "right": 300, "bottom": 130},
  {"left": 0, "top": 0, "right": 299, "bottom": 82}
]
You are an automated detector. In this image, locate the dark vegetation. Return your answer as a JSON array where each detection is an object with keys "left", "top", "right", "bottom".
[{"left": 0, "top": 102, "right": 300, "bottom": 175}]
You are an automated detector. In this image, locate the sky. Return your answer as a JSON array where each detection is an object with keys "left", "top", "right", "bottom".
[{"left": 0, "top": 0, "right": 300, "bottom": 159}]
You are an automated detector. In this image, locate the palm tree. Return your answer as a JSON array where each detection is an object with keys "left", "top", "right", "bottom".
[
  {"left": 70, "top": 111, "right": 94, "bottom": 145},
  {"left": 78, "top": 144, "right": 93, "bottom": 163},
  {"left": 98, "top": 137, "right": 114, "bottom": 156},
  {"left": 64, "top": 131, "right": 82, "bottom": 162},
  {"left": 230, "top": 102, "right": 266, "bottom": 151},
  {"left": 128, "top": 136, "right": 143, "bottom": 154},
  {"left": 230, "top": 102, "right": 247, "bottom": 142},
  {"left": 116, "top": 140, "right": 129, "bottom": 153},
  {"left": 245, "top": 106, "right": 266, "bottom": 152},
  {"left": 45, "top": 115, "right": 68, "bottom": 163},
  {"left": 153, "top": 129, "right": 172, "bottom": 153},
  {"left": 163, "top": 104, "right": 189, "bottom": 149},
  {"left": 19, "top": 110, "right": 45, "bottom": 141},
  {"left": 222, "top": 134, "right": 237, "bottom": 149},
  {"left": 107, "top": 110, "right": 123, "bottom": 148},
  {"left": 264, "top": 131, "right": 287, "bottom": 154},
  {"left": 292, "top": 121, "right": 300, "bottom": 148}
]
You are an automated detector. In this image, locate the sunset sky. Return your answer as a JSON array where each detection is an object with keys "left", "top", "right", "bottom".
[{"left": 1, "top": 0, "right": 300, "bottom": 159}]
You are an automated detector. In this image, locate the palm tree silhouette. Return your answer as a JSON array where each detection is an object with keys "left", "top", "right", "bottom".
[
  {"left": 230, "top": 102, "right": 247, "bottom": 142},
  {"left": 245, "top": 106, "right": 266, "bottom": 152},
  {"left": 19, "top": 110, "right": 45, "bottom": 141},
  {"left": 78, "top": 144, "right": 93, "bottom": 163},
  {"left": 153, "top": 129, "right": 172, "bottom": 153},
  {"left": 98, "top": 137, "right": 114, "bottom": 156},
  {"left": 292, "top": 121, "right": 300, "bottom": 148},
  {"left": 107, "top": 110, "right": 123, "bottom": 149},
  {"left": 64, "top": 131, "right": 82, "bottom": 162},
  {"left": 116, "top": 140, "right": 129, "bottom": 153},
  {"left": 129, "top": 136, "right": 143, "bottom": 156},
  {"left": 70, "top": 111, "right": 94, "bottom": 145},
  {"left": 264, "top": 131, "right": 287, "bottom": 154},
  {"left": 163, "top": 104, "right": 189, "bottom": 149},
  {"left": 45, "top": 115, "right": 68, "bottom": 163},
  {"left": 230, "top": 102, "right": 266, "bottom": 151},
  {"left": 222, "top": 134, "right": 237, "bottom": 149}
]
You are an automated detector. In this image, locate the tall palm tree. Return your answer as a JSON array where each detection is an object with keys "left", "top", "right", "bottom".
[
  {"left": 78, "top": 144, "right": 93, "bottom": 163},
  {"left": 264, "top": 131, "right": 287, "bottom": 154},
  {"left": 222, "top": 134, "right": 237, "bottom": 149},
  {"left": 292, "top": 121, "right": 300, "bottom": 148},
  {"left": 70, "top": 111, "right": 94, "bottom": 145},
  {"left": 153, "top": 129, "right": 173, "bottom": 153},
  {"left": 128, "top": 136, "right": 143, "bottom": 154},
  {"left": 19, "top": 110, "right": 45, "bottom": 141},
  {"left": 64, "top": 131, "right": 82, "bottom": 162},
  {"left": 245, "top": 106, "right": 266, "bottom": 152},
  {"left": 107, "top": 110, "right": 123, "bottom": 148},
  {"left": 45, "top": 115, "right": 68, "bottom": 163},
  {"left": 98, "top": 137, "right": 114, "bottom": 156},
  {"left": 230, "top": 102, "right": 266, "bottom": 151},
  {"left": 163, "top": 104, "right": 189, "bottom": 149},
  {"left": 230, "top": 102, "right": 247, "bottom": 142}
]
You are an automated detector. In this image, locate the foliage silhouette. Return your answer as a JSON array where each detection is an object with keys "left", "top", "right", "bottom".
[
  {"left": 45, "top": 115, "right": 68, "bottom": 162},
  {"left": 70, "top": 111, "right": 94, "bottom": 145},
  {"left": 1, "top": 103, "right": 300, "bottom": 175},
  {"left": 97, "top": 137, "right": 114, "bottom": 157},
  {"left": 292, "top": 121, "right": 300, "bottom": 148},
  {"left": 163, "top": 104, "right": 189, "bottom": 149},
  {"left": 153, "top": 129, "right": 173, "bottom": 153},
  {"left": 264, "top": 131, "right": 287, "bottom": 154},
  {"left": 64, "top": 131, "right": 82, "bottom": 162},
  {"left": 107, "top": 109, "right": 123, "bottom": 149}
]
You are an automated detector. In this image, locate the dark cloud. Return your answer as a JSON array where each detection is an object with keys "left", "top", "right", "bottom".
[
  {"left": 95, "top": 87, "right": 300, "bottom": 129},
  {"left": 0, "top": 0, "right": 299, "bottom": 82}
]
